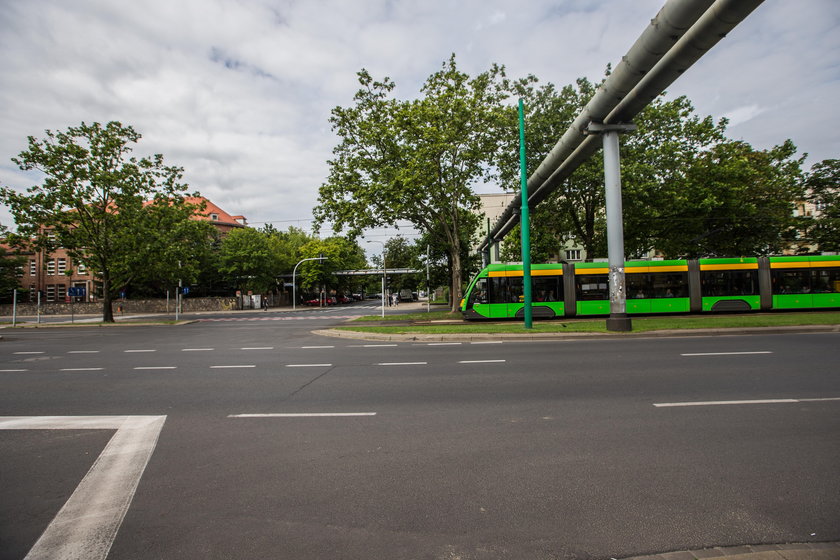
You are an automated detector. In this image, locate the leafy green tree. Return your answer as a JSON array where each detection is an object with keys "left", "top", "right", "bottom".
[
  {"left": 657, "top": 140, "right": 804, "bottom": 257},
  {"left": 217, "top": 227, "right": 278, "bottom": 293},
  {"left": 0, "top": 121, "right": 202, "bottom": 321},
  {"left": 499, "top": 73, "right": 804, "bottom": 260},
  {"left": 315, "top": 55, "right": 509, "bottom": 311},
  {"left": 803, "top": 159, "right": 840, "bottom": 252},
  {"left": 298, "top": 237, "right": 366, "bottom": 295}
]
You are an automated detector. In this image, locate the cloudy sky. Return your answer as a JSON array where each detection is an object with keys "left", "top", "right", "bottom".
[{"left": 1, "top": 0, "right": 838, "bottom": 246}]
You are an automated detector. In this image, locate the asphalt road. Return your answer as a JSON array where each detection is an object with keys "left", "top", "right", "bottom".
[{"left": 1, "top": 306, "right": 838, "bottom": 559}]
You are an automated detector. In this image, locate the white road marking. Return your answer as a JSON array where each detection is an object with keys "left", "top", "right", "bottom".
[
  {"left": 133, "top": 366, "right": 177, "bottom": 370},
  {"left": 348, "top": 344, "right": 398, "bottom": 348},
  {"left": 60, "top": 368, "right": 104, "bottom": 372},
  {"left": 680, "top": 351, "right": 773, "bottom": 356},
  {"left": 210, "top": 365, "right": 256, "bottom": 369},
  {"left": 14, "top": 351, "right": 44, "bottom": 355},
  {"left": 427, "top": 342, "right": 462, "bottom": 346},
  {"left": 302, "top": 345, "right": 335, "bottom": 349},
  {"left": 286, "top": 363, "right": 332, "bottom": 368},
  {"left": 229, "top": 412, "right": 376, "bottom": 418},
  {"left": 241, "top": 347, "right": 274, "bottom": 350},
  {"left": 377, "top": 362, "right": 428, "bottom": 366},
  {"left": 124, "top": 349, "right": 156, "bottom": 353},
  {"left": 0, "top": 415, "right": 166, "bottom": 560},
  {"left": 68, "top": 350, "right": 100, "bottom": 354},
  {"left": 458, "top": 359, "right": 506, "bottom": 364},
  {"left": 471, "top": 341, "right": 503, "bottom": 345},
  {"left": 654, "top": 397, "right": 840, "bottom": 408},
  {"left": 1, "top": 369, "right": 28, "bottom": 372},
  {"left": 182, "top": 348, "right": 214, "bottom": 352}
]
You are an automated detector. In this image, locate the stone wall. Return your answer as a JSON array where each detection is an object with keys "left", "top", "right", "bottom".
[{"left": 0, "top": 297, "right": 240, "bottom": 317}]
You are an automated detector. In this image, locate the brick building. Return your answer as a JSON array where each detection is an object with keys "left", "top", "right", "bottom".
[{"left": 3, "top": 197, "right": 245, "bottom": 303}]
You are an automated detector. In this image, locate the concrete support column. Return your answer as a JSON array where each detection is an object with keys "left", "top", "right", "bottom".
[{"left": 587, "top": 122, "right": 636, "bottom": 332}]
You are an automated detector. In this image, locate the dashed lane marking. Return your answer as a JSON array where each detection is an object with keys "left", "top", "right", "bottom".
[
  {"left": 458, "top": 360, "right": 506, "bottom": 364},
  {"left": 654, "top": 397, "right": 840, "bottom": 408},
  {"left": 681, "top": 351, "right": 773, "bottom": 356},
  {"left": 229, "top": 412, "right": 376, "bottom": 418}
]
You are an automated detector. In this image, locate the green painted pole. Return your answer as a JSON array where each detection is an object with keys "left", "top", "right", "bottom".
[{"left": 518, "top": 99, "right": 533, "bottom": 329}]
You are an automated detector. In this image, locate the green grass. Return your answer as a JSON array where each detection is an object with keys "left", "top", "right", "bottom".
[
  {"left": 337, "top": 311, "right": 840, "bottom": 335},
  {"left": 352, "top": 310, "right": 459, "bottom": 322}
]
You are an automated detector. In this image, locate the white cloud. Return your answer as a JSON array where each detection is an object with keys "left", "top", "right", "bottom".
[{"left": 2, "top": 0, "right": 838, "bottom": 235}]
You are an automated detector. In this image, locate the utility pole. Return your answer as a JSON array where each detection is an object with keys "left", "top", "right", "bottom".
[{"left": 518, "top": 99, "right": 533, "bottom": 329}]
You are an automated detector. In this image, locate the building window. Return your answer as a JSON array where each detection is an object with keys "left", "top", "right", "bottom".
[
  {"left": 30, "top": 259, "right": 36, "bottom": 276},
  {"left": 16, "top": 265, "right": 24, "bottom": 278},
  {"left": 210, "top": 213, "right": 219, "bottom": 221},
  {"left": 46, "top": 285, "right": 56, "bottom": 302},
  {"left": 77, "top": 262, "right": 87, "bottom": 275},
  {"left": 57, "top": 258, "right": 67, "bottom": 275},
  {"left": 47, "top": 260, "right": 56, "bottom": 276},
  {"left": 565, "top": 249, "right": 582, "bottom": 261}
]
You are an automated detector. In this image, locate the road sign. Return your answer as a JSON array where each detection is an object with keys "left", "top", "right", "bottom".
[{"left": 67, "top": 287, "right": 86, "bottom": 298}]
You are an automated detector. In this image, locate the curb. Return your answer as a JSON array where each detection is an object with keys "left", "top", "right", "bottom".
[
  {"left": 616, "top": 541, "right": 840, "bottom": 560},
  {"left": 312, "top": 324, "right": 840, "bottom": 342}
]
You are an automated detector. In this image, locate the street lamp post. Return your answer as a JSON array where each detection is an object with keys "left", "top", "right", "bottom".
[
  {"left": 366, "top": 240, "right": 386, "bottom": 319},
  {"left": 292, "top": 256, "right": 328, "bottom": 310}
]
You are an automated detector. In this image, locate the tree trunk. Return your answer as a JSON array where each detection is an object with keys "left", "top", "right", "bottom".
[
  {"left": 449, "top": 245, "right": 462, "bottom": 313},
  {"left": 102, "top": 276, "right": 115, "bottom": 323}
]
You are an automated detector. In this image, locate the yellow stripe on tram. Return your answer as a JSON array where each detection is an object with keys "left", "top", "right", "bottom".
[
  {"left": 770, "top": 260, "right": 840, "bottom": 269},
  {"left": 699, "top": 263, "right": 758, "bottom": 271}
]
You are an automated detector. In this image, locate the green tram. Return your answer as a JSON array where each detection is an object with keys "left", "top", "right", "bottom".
[{"left": 461, "top": 255, "right": 840, "bottom": 320}]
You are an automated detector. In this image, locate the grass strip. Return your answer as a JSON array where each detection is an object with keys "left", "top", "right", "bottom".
[{"left": 338, "top": 311, "right": 840, "bottom": 335}]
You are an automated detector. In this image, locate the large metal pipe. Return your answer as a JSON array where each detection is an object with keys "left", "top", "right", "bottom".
[
  {"left": 481, "top": 0, "right": 765, "bottom": 252},
  {"left": 484, "top": 0, "right": 715, "bottom": 249}
]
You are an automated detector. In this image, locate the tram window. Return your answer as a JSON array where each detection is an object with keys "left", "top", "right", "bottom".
[
  {"left": 509, "top": 277, "right": 524, "bottom": 302},
  {"left": 488, "top": 277, "right": 523, "bottom": 303},
  {"left": 772, "top": 269, "right": 811, "bottom": 294},
  {"left": 533, "top": 275, "right": 562, "bottom": 302},
  {"left": 576, "top": 274, "right": 609, "bottom": 300},
  {"left": 627, "top": 274, "right": 651, "bottom": 299},
  {"left": 651, "top": 272, "right": 688, "bottom": 298},
  {"left": 468, "top": 278, "right": 488, "bottom": 306},
  {"left": 701, "top": 270, "right": 758, "bottom": 296},
  {"left": 812, "top": 268, "right": 840, "bottom": 293}
]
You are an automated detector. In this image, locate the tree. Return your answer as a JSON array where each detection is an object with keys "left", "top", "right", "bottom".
[
  {"left": 0, "top": 121, "right": 202, "bottom": 321},
  {"left": 297, "top": 237, "right": 367, "bottom": 295},
  {"left": 218, "top": 228, "right": 278, "bottom": 293},
  {"left": 0, "top": 226, "right": 25, "bottom": 302},
  {"left": 499, "top": 73, "right": 805, "bottom": 260},
  {"left": 803, "top": 159, "right": 840, "bottom": 252},
  {"left": 655, "top": 140, "right": 804, "bottom": 257},
  {"left": 315, "top": 55, "right": 509, "bottom": 311}
]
